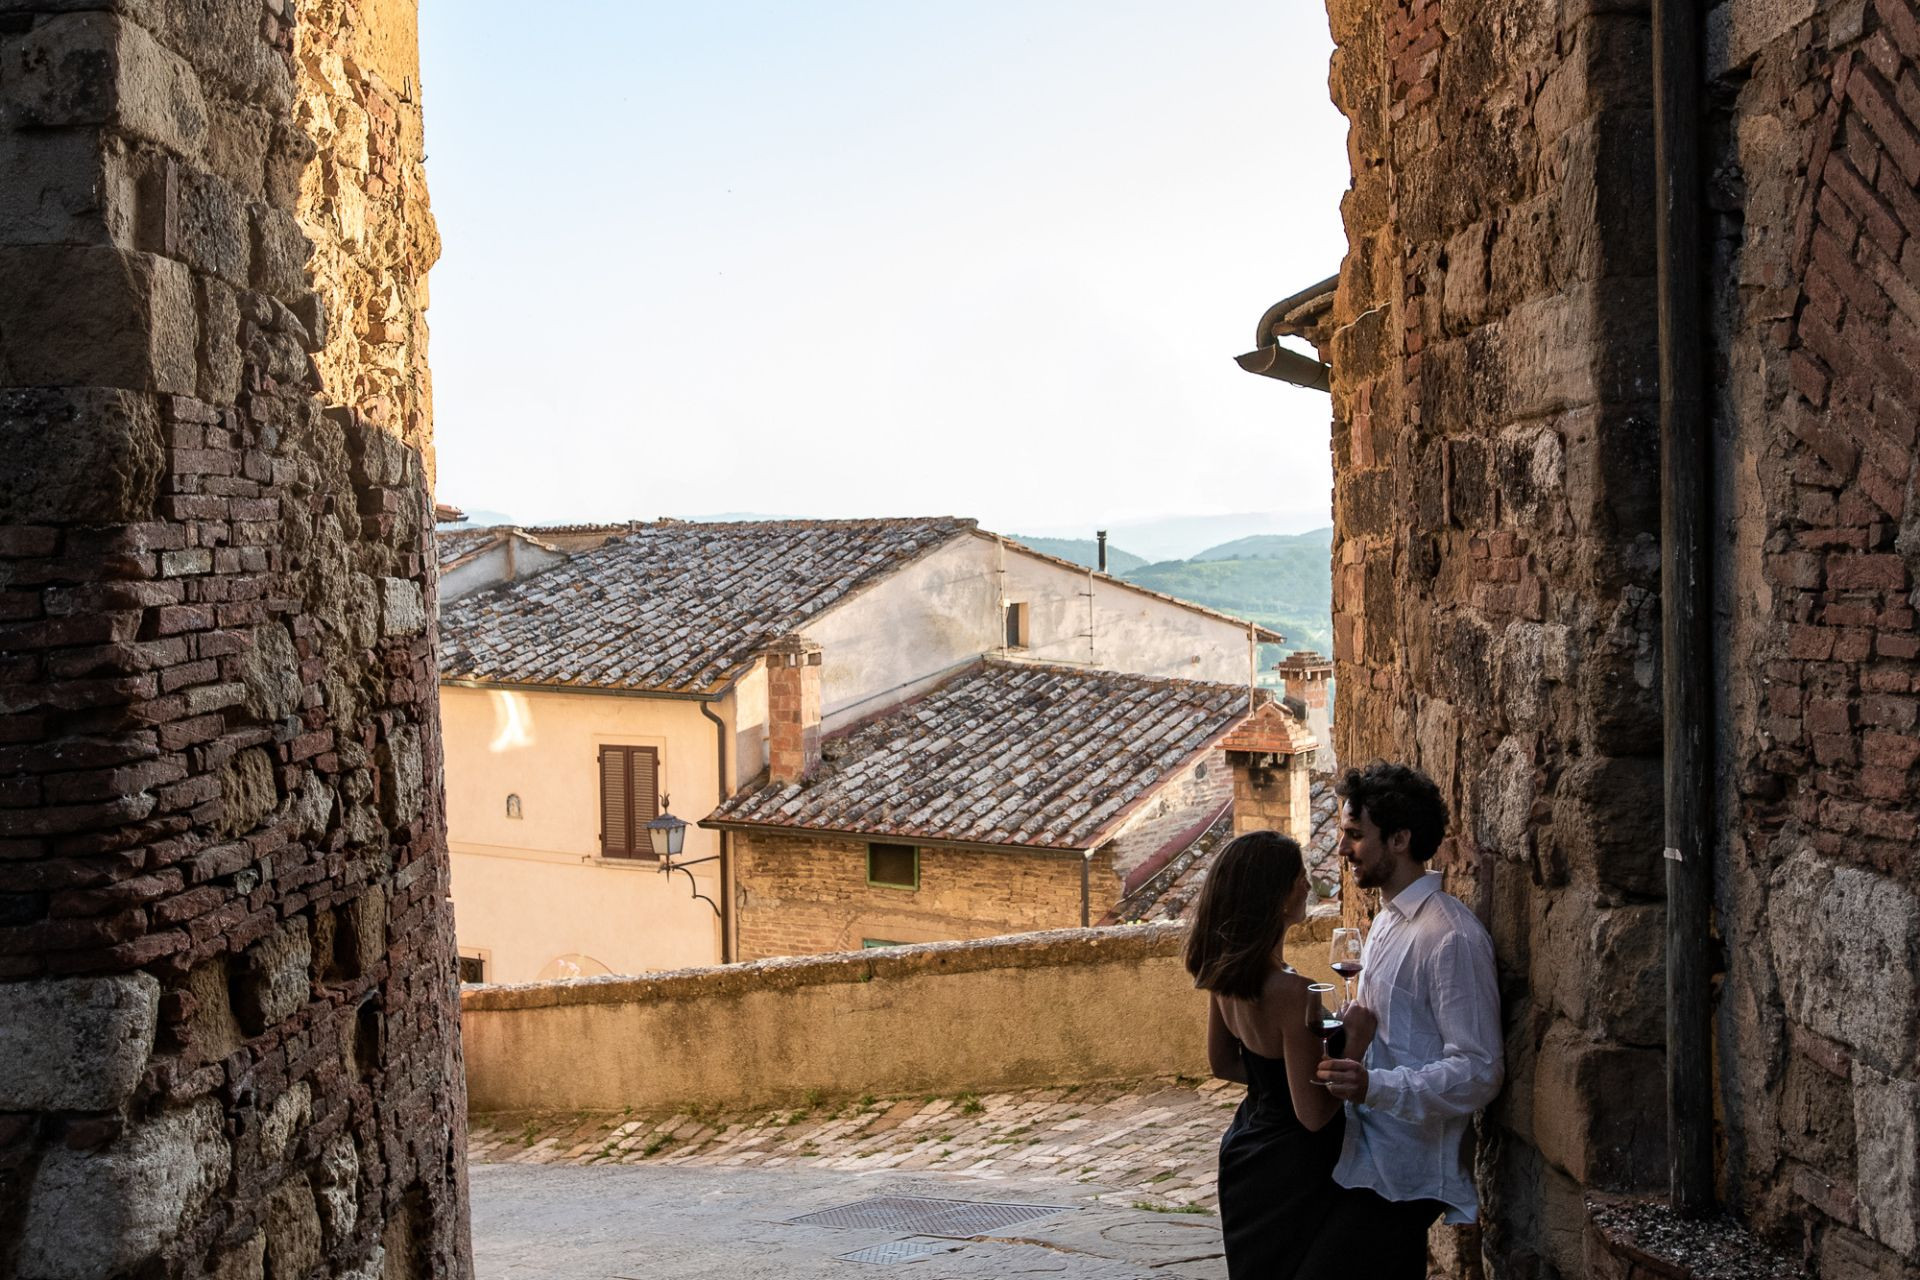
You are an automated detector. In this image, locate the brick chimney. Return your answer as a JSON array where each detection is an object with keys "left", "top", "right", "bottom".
[
  {"left": 765, "top": 635, "right": 823, "bottom": 784},
  {"left": 1220, "top": 701, "right": 1318, "bottom": 841},
  {"left": 1276, "top": 650, "right": 1334, "bottom": 771}
]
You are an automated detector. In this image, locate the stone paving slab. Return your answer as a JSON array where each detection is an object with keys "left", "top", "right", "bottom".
[
  {"left": 469, "top": 1076, "right": 1242, "bottom": 1212},
  {"left": 473, "top": 1162, "right": 1229, "bottom": 1279}
]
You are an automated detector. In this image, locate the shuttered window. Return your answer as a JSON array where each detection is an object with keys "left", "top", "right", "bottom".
[{"left": 598, "top": 745, "right": 660, "bottom": 858}]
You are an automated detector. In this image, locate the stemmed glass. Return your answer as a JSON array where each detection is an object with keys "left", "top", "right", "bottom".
[
  {"left": 1306, "top": 983, "right": 1342, "bottom": 1084},
  {"left": 1330, "top": 927, "right": 1364, "bottom": 1005}
]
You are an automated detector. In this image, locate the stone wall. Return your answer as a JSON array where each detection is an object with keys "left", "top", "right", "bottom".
[
  {"left": 1322, "top": 0, "right": 1920, "bottom": 1275},
  {"left": 1325, "top": 0, "right": 1665, "bottom": 1272},
  {"left": 462, "top": 924, "right": 1211, "bottom": 1115},
  {"left": 733, "top": 829, "right": 1116, "bottom": 960},
  {"left": 1709, "top": 1, "right": 1920, "bottom": 1272},
  {"left": 0, "top": 1, "right": 467, "bottom": 1277}
]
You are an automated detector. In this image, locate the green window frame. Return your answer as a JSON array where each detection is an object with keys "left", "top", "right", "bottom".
[{"left": 866, "top": 842, "right": 919, "bottom": 890}]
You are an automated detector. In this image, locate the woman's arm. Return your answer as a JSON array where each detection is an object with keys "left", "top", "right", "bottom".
[
  {"left": 1266, "top": 974, "right": 1344, "bottom": 1132},
  {"left": 1206, "top": 994, "right": 1248, "bottom": 1084}
]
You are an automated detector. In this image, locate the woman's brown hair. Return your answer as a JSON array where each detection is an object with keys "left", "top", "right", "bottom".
[{"left": 1182, "top": 829, "right": 1305, "bottom": 1000}]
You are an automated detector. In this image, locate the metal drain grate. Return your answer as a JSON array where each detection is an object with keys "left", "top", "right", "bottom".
[
  {"left": 837, "top": 1239, "right": 962, "bottom": 1265},
  {"left": 791, "top": 1194, "right": 1070, "bottom": 1237}
]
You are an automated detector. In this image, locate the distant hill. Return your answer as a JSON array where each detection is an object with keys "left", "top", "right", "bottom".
[
  {"left": 1011, "top": 535, "right": 1149, "bottom": 575},
  {"left": 1122, "top": 548, "right": 1332, "bottom": 658},
  {"left": 1191, "top": 528, "right": 1334, "bottom": 562}
]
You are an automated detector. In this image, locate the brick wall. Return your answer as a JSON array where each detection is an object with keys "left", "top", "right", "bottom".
[
  {"left": 734, "top": 830, "right": 1116, "bottom": 960},
  {"left": 1324, "top": 0, "right": 1920, "bottom": 1274},
  {"left": 0, "top": 2, "right": 468, "bottom": 1277},
  {"left": 1711, "top": 1, "right": 1920, "bottom": 1271}
]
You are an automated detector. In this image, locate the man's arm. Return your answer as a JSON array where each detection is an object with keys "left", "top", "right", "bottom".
[{"left": 1362, "top": 926, "right": 1502, "bottom": 1124}]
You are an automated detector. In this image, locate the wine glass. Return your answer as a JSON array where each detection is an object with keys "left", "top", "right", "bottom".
[
  {"left": 1306, "top": 983, "right": 1342, "bottom": 1085},
  {"left": 1330, "top": 927, "right": 1364, "bottom": 1005}
]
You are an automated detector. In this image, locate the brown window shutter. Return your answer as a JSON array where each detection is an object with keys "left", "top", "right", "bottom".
[
  {"left": 600, "top": 746, "right": 629, "bottom": 857},
  {"left": 599, "top": 746, "right": 662, "bottom": 859},
  {"left": 632, "top": 748, "right": 659, "bottom": 826}
]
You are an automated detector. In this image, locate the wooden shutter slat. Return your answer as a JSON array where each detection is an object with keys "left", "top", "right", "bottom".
[
  {"left": 634, "top": 748, "right": 658, "bottom": 824},
  {"left": 600, "top": 746, "right": 628, "bottom": 856}
]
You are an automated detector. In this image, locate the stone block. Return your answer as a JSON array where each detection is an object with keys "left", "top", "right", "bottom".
[
  {"left": 342, "top": 885, "right": 388, "bottom": 978},
  {"left": 232, "top": 919, "right": 312, "bottom": 1036},
  {"left": 316, "top": 1131, "right": 360, "bottom": 1242},
  {"left": 239, "top": 621, "right": 302, "bottom": 721},
  {"left": 379, "top": 724, "right": 423, "bottom": 829},
  {"left": 0, "top": 972, "right": 158, "bottom": 1111},
  {"left": 380, "top": 577, "right": 425, "bottom": 637},
  {"left": 1853, "top": 1064, "right": 1919, "bottom": 1258},
  {"left": 218, "top": 747, "right": 278, "bottom": 838},
  {"left": 1533, "top": 1021, "right": 1667, "bottom": 1190},
  {"left": 0, "top": 387, "right": 163, "bottom": 524},
  {"left": 259, "top": 1079, "right": 309, "bottom": 1163},
  {"left": 264, "top": 1175, "right": 323, "bottom": 1280},
  {"left": 17, "top": 1098, "right": 228, "bottom": 1280},
  {"left": 1, "top": 12, "right": 208, "bottom": 155},
  {"left": 0, "top": 246, "right": 196, "bottom": 393},
  {"left": 0, "top": 128, "right": 136, "bottom": 245},
  {"left": 177, "top": 167, "right": 250, "bottom": 287},
  {"left": 209, "top": 1231, "right": 266, "bottom": 1280},
  {"left": 250, "top": 202, "right": 311, "bottom": 297},
  {"left": 198, "top": 275, "right": 243, "bottom": 404},
  {"left": 1557, "top": 754, "right": 1663, "bottom": 898},
  {"left": 1770, "top": 848, "right": 1920, "bottom": 1074},
  {"left": 1589, "top": 904, "right": 1665, "bottom": 1048},
  {"left": 182, "top": 955, "right": 243, "bottom": 1065}
]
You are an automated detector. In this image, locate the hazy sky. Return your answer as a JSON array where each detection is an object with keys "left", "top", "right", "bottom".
[{"left": 418, "top": 2, "right": 1349, "bottom": 536}]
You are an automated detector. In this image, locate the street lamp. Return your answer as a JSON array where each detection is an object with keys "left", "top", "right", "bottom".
[
  {"left": 646, "top": 798, "right": 687, "bottom": 859},
  {"left": 650, "top": 798, "right": 718, "bottom": 918}
]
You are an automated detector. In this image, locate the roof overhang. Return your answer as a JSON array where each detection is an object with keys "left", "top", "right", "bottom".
[{"left": 694, "top": 815, "right": 1096, "bottom": 857}]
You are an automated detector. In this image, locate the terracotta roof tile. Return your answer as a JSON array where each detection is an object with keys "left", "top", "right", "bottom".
[
  {"left": 438, "top": 518, "right": 975, "bottom": 693},
  {"left": 706, "top": 660, "right": 1254, "bottom": 849}
]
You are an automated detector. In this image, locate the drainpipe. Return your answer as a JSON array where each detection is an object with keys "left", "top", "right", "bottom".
[
  {"left": 699, "top": 700, "right": 734, "bottom": 963},
  {"left": 1653, "top": 0, "right": 1715, "bottom": 1215},
  {"left": 1081, "top": 850, "right": 1093, "bottom": 928}
]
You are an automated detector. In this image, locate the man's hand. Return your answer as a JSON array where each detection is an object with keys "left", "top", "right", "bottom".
[
  {"left": 1317, "top": 1057, "right": 1369, "bottom": 1103},
  {"left": 1338, "top": 1001, "right": 1377, "bottom": 1047}
]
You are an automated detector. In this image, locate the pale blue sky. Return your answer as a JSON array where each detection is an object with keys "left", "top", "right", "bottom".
[{"left": 419, "top": 2, "right": 1348, "bottom": 537}]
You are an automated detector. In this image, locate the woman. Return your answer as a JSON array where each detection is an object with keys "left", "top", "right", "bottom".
[{"left": 1184, "top": 830, "right": 1369, "bottom": 1279}]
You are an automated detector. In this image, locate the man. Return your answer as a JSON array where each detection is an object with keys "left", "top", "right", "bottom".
[{"left": 1302, "top": 761, "right": 1503, "bottom": 1278}]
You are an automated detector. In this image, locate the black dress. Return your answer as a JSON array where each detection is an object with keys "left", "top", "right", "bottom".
[{"left": 1217, "top": 1041, "right": 1346, "bottom": 1280}]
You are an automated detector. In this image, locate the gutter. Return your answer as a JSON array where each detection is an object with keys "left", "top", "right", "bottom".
[
  {"left": 1234, "top": 274, "right": 1338, "bottom": 391},
  {"left": 1653, "top": 0, "right": 1715, "bottom": 1215}
]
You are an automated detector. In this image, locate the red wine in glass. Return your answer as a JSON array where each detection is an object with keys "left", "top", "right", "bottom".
[{"left": 1330, "top": 928, "right": 1364, "bottom": 1003}]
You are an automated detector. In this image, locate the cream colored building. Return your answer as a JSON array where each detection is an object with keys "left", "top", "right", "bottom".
[{"left": 438, "top": 516, "right": 1282, "bottom": 983}]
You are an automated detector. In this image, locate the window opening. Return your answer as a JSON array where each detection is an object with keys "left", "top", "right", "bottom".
[
  {"left": 1004, "top": 602, "right": 1029, "bottom": 650},
  {"left": 867, "top": 843, "right": 919, "bottom": 890}
]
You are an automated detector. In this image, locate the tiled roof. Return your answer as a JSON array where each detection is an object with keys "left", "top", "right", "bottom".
[
  {"left": 438, "top": 518, "right": 975, "bottom": 693},
  {"left": 1131, "top": 773, "right": 1344, "bottom": 923},
  {"left": 434, "top": 526, "right": 504, "bottom": 567},
  {"left": 705, "top": 661, "right": 1253, "bottom": 849}
]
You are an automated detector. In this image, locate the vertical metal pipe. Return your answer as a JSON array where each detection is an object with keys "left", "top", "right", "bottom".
[
  {"left": 1653, "top": 0, "right": 1716, "bottom": 1215},
  {"left": 700, "top": 700, "right": 734, "bottom": 963},
  {"left": 1097, "top": 530, "right": 1108, "bottom": 573},
  {"left": 1081, "top": 851, "right": 1092, "bottom": 928}
]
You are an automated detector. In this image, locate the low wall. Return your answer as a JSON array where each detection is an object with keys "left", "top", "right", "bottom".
[{"left": 463, "top": 921, "right": 1335, "bottom": 1114}]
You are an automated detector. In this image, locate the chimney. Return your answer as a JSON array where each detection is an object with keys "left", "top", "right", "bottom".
[
  {"left": 1096, "top": 530, "right": 1108, "bottom": 574},
  {"left": 1276, "top": 650, "right": 1335, "bottom": 771},
  {"left": 1220, "top": 701, "right": 1318, "bottom": 841},
  {"left": 765, "top": 635, "right": 823, "bottom": 785}
]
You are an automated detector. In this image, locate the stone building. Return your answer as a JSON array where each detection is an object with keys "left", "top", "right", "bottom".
[
  {"left": 705, "top": 659, "right": 1304, "bottom": 959},
  {"left": 1289, "top": 0, "right": 1920, "bottom": 1274},
  {"left": 434, "top": 517, "right": 1290, "bottom": 979},
  {"left": 0, "top": 1, "right": 467, "bottom": 1277}
]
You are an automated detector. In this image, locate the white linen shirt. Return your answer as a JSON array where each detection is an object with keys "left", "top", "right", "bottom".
[{"left": 1332, "top": 872, "right": 1503, "bottom": 1224}]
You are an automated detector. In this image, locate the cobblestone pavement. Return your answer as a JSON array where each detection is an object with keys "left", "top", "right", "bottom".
[{"left": 469, "top": 1076, "right": 1241, "bottom": 1213}]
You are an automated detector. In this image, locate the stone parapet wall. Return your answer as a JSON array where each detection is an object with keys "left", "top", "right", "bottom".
[
  {"left": 0, "top": 2, "right": 466, "bottom": 1277},
  {"left": 461, "top": 924, "right": 1214, "bottom": 1115}
]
